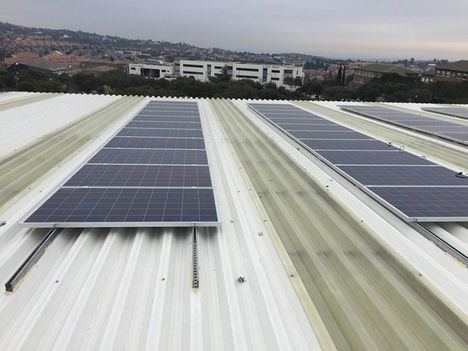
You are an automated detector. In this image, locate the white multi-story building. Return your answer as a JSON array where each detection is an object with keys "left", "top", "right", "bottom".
[
  {"left": 128, "top": 63, "right": 174, "bottom": 79},
  {"left": 129, "top": 60, "right": 304, "bottom": 87},
  {"left": 231, "top": 63, "right": 303, "bottom": 87},
  {"left": 178, "top": 60, "right": 227, "bottom": 81}
]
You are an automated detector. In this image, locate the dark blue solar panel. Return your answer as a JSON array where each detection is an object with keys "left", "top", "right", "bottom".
[
  {"left": 422, "top": 107, "right": 468, "bottom": 120},
  {"left": 370, "top": 187, "right": 468, "bottom": 220},
  {"left": 25, "top": 188, "right": 218, "bottom": 224},
  {"left": 106, "top": 137, "right": 205, "bottom": 150},
  {"left": 290, "top": 131, "right": 372, "bottom": 140},
  {"left": 337, "top": 165, "right": 468, "bottom": 186},
  {"left": 249, "top": 102, "right": 468, "bottom": 221},
  {"left": 24, "top": 101, "right": 218, "bottom": 227},
  {"left": 339, "top": 105, "right": 468, "bottom": 145},
  {"left": 117, "top": 128, "right": 203, "bottom": 138},
  {"left": 134, "top": 116, "right": 200, "bottom": 122},
  {"left": 126, "top": 121, "right": 202, "bottom": 129},
  {"left": 301, "top": 139, "right": 396, "bottom": 150},
  {"left": 65, "top": 164, "right": 212, "bottom": 187},
  {"left": 315, "top": 150, "right": 433, "bottom": 165},
  {"left": 90, "top": 148, "right": 208, "bottom": 165},
  {"left": 278, "top": 124, "right": 350, "bottom": 131}
]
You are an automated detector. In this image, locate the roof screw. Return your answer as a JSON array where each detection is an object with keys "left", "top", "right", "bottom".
[
  {"left": 237, "top": 276, "right": 247, "bottom": 283},
  {"left": 0, "top": 220, "right": 6, "bottom": 227},
  {"left": 258, "top": 232, "right": 263, "bottom": 236}
]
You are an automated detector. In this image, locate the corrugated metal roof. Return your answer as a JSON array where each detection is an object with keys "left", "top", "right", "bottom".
[
  {"left": 0, "top": 93, "right": 467, "bottom": 350},
  {"left": 0, "top": 93, "right": 319, "bottom": 351}
]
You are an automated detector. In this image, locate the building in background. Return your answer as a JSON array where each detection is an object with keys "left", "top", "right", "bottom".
[
  {"left": 129, "top": 60, "right": 304, "bottom": 88},
  {"left": 435, "top": 60, "right": 468, "bottom": 81},
  {"left": 353, "top": 63, "right": 414, "bottom": 84},
  {"left": 128, "top": 62, "right": 174, "bottom": 79}
]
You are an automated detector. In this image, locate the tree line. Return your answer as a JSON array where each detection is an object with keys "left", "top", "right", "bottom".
[{"left": 1, "top": 66, "right": 468, "bottom": 103}]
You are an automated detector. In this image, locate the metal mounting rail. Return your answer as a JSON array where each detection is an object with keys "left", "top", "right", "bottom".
[
  {"left": 5, "top": 228, "right": 61, "bottom": 292},
  {"left": 192, "top": 227, "right": 199, "bottom": 289},
  {"left": 416, "top": 224, "right": 468, "bottom": 266}
]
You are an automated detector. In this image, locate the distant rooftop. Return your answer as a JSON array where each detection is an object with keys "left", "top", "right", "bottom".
[
  {"left": 437, "top": 60, "right": 468, "bottom": 73},
  {"left": 355, "top": 63, "right": 412, "bottom": 76}
]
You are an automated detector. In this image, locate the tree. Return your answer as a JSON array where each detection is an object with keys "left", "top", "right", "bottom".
[
  {"left": 341, "top": 66, "right": 346, "bottom": 86},
  {"left": 301, "top": 79, "right": 324, "bottom": 98},
  {"left": 284, "top": 77, "right": 296, "bottom": 88},
  {"left": 336, "top": 65, "right": 342, "bottom": 86},
  {"left": 221, "top": 65, "right": 231, "bottom": 81}
]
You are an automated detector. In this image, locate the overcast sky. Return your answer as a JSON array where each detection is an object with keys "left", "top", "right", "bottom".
[{"left": 1, "top": 0, "right": 468, "bottom": 60}]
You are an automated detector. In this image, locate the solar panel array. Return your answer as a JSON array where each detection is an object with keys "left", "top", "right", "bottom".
[
  {"left": 249, "top": 103, "right": 468, "bottom": 222},
  {"left": 421, "top": 106, "right": 468, "bottom": 120},
  {"left": 24, "top": 101, "right": 219, "bottom": 227},
  {"left": 339, "top": 105, "right": 468, "bottom": 145}
]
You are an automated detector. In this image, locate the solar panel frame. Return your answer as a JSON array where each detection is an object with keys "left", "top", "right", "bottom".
[{"left": 248, "top": 103, "right": 468, "bottom": 222}]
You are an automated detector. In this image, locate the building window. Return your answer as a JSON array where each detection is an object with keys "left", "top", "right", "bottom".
[
  {"left": 271, "top": 69, "right": 280, "bottom": 73},
  {"left": 183, "top": 64, "right": 204, "bottom": 68},
  {"left": 130, "top": 67, "right": 136, "bottom": 70},
  {"left": 236, "top": 74, "right": 259, "bottom": 79},
  {"left": 182, "top": 70, "right": 204, "bottom": 75},
  {"left": 271, "top": 77, "right": 279, "bottom": 81},
  {"left": 236, "top": 67, "right": 259, "bottom": 72}
]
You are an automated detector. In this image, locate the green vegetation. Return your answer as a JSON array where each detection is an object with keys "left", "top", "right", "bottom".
[
  {"left": 1, "top": 67, "right": 468, "bottom": 103},
  {"left": 0, "top": 68, "right": 306, "bottom": 99}
]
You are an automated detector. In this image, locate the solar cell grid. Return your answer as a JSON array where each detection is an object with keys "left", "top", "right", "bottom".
[
  {"left": 302, "top": 139, "right": 396, "bottom": 151},
  {"left": 134, "top": 116, "right": 200, "bottom": 122},
  {"left": 126, "top": 121, "right": 202, "bottom": 129},
  {"left": 117, "top": 128, "right": 204, "bottom": 138},
  {"left": 315, "top": 150, "right": 433, "bottom": 165},
  {"left": 90, "top": 148, "right": 208, "bottom": 165},
  {"left": 278, "top": 124, "right": 350, "bottom": 131},
  {"left": 25, "top": 188, "right": 218, "bottom": 224},
  {"left": 106, "top": 136, "right": 206, "bottom": 150},
  {"left": 337, "top": 165, "right": 468, "bottom": 186},
  {"left": 64, "top": 164, "right": 212, "bottom": 187},
  {"left": 292, "top": 131, "right": 372, "bottom": 140},
  {"left": 370, "top": 187, "right": 468, "bottom": 220}
]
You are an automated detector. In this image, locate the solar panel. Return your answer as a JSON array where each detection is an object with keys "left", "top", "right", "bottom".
[
  {"left": 126, "top": 121, "right": 202, "bottom": 129},
  {"left": 277, "top": 124, "right": 350, "bottom": 131},
  {"left": 134, "top": 116, "right": 200, "bottom": 122},
  {"left": 337, "top": 165, "right": 468, "bottom": 186},
  {"left": 290, "top": 131, "right": 372, "bottom": 140},
  {"left": 106, "top": 136, "right": 205, "bottom": 150},
  {"left": 249, "top": 103, "right": 468, "bottom": 222},
  {"left": 89, "top": 148, "right": 208, "bottom": 165},
  {"left": 316, "top": 150, "right": 433, "bottom": 165},
  {"left": 339, "top": 105, "right": 468, "bottom": 145},
  {"left": 117, "top": 128, "right": 204, "bottom": 138},
  {"left": 25, "top": 188, "right": 218, "bottom": 225},
  {"left": 422, "top": 106, "right": 468, "bottom": 120},
  {"left": 301, "top": 139, "right": 396, "bottom": 150},
  {"left": 64, "top": 164, "right": 212, "bottom": 187},
  {"left": 24, "top": 101, "right": 219, "bottom": 227},
  {"left": 369, "top": 187, "right": 468, "bottom": 221}
]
